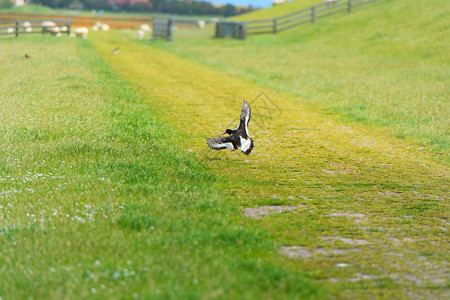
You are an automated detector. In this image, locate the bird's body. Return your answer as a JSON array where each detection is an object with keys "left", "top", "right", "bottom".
[
  {"left": 206, "top": 100, "right": 254, "bottom": 155},
  {"left": 24, "top": 54, "right": 31, "bottom": 59},
  {"left": 112, "top": 47, "right": 119, "bottom": 54}
]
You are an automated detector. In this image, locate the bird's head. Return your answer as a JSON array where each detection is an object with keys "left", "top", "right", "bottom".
[{"left": 222, "top": 129, "right": 234, "bottom": 136}]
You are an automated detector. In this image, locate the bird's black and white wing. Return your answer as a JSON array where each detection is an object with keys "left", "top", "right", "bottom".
[
  {"left": 240, "top": 136, "right": 254, "bottom": 155},
  {"left": 206, "top": 136, "right": 235, "bottom": 151},
  {"left": 238, "top": 100, "right": 251, "bottom": 136}
]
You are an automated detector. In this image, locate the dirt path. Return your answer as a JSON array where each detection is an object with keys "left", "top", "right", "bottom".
[{"left": 90, "top": 31, "right": 449, "bottom": 299}]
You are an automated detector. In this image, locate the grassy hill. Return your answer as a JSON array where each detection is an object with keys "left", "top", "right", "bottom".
[
  {"left": 161, "top": 0, "right": 450, "bottom": 155},
  {"left": 0, "top": 0, "right": 448, "bottom": 298},
  {"left": 233, "top": 0, "right": 322, "bottom": 21}
]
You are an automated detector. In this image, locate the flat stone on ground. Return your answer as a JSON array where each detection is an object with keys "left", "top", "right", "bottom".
[
  {"left": 243, "top": 205, "right": 301, "bottom": 219},
  {"left": 279, "top": 246, "right": 312, "bottom": 259}
]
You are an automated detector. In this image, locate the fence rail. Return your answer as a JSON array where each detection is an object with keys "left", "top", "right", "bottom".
[
  {"left": 0, "top": 19, "right": 71, "bottom": 38},
  {"left": 246, "top": 0, "right": 380, "bottom": 35}
]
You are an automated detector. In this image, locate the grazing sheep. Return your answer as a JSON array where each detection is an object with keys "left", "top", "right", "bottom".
[
  {"left": 73, "top": 27, "right": 88, "bottom": 39},
  {"left": 93, "top": 22, "right": 102, "bottom": 31},
  {"left": 325, "top": 0, "right": 338, "bottom": 5},
  {"left": 60, "top": 25, "right": 68, "bottom": 33},
  {"left": 42, "top": 21, "right": 60, "bottom": 35},
  {"left": 139, "top": 24, "right": 152, "bottom": 32},
  {"left": 23, "top": 21, "right": 32, "bottom": 33},
  {"left": 197, "top": 20, "right": 206, "bottom": 29},
  {"left": 6, "top": 27, "right": 14, "bottom": 34},
  {"left": 42, "top": 21, "right": 56, "bottom": 26},
  {"left": 92, "top": 22, "right": 109, "bottom": 31},
  {"left": 137, "top": 29, "right": 144, "bottom": 40}
]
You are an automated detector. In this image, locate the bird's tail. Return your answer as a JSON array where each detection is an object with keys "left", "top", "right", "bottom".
[{"left": 241, "top": 138, "right": 254, "bottom": 155}]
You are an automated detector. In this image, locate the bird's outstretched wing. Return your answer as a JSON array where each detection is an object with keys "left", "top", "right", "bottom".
[
  {"left": 240, "top": 137, "right": 254, "bottom": 155},
  {"left": 206, "top": 136, "right": 235, "bottom": 151},
  {"left": 238, "top": 100, "right": 251, "bottom": 136}
]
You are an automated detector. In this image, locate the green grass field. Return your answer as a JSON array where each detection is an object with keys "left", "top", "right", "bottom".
[
  {"left": 0, "top": 0, "right": 448, "bottom": 298},
  {"left": 160, "top": 0, "right": 450, "bottom": 155},
  {"left": 0, "top": 36, "right": 324, "bottom": 299},
  {"left": 232, "top": 0, "right": 320, "bottom": 21}
]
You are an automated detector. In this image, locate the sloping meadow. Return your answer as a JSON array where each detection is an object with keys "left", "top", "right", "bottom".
[{"left": 162, "top": 0, "right": 450, "bottom": 155}]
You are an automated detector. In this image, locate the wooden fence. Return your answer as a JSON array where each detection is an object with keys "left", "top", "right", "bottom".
[
  {"left": 152, "top": 18, "right": 174, "bottom": 41},
  {"left": 246, "top": 0, "right": 380, "bottom": 35},
  {"left": 0, "top": 19, "right": 71, "bottom": 38}
]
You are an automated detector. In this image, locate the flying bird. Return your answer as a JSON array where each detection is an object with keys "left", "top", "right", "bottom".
[
  {"left": 112, "top": 47, "right": 119, "bottom": 54},
  {"left": 206, "top": 100, "right": 254, "bottom": 155}
]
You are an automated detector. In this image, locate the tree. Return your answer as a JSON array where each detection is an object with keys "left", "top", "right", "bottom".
[{"left": 0, "top": 0, "right": 13, "bottom": 9}]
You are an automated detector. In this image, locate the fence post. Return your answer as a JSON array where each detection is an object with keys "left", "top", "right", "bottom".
[
  {"left": 167, "top": 18, "right": 173, "bottom": 41},
  {"left": 240, "top": 22, "right": 247, "bottom": 40},
  {"left": 67, "top": 18, "right": 71, "bottom": 35},
  {"left": 15, "top": 20, "right": 19, "bottom": 38},
  {"left": 311, "top": 6, "right": 315, "bottom": 23},
  {"left": 215, "top": 21, "right": 220, "bottom": 38},
  {"left": 347, "top": 0, "right": 352, "bottom": 13},
  {"left": 273, "top": 18, "right": 277, "bottom": 34}
]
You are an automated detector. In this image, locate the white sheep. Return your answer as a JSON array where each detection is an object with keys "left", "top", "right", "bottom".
[
  {"left": 23, "top": 21, "right": 32, "bottom": 33},
  {"left": 197, "top": 20, "right": 206, "bottom": 29},
  {"left": 42, "top": 21, "right": 60, "bottom": 35},
  {"left": 137, "top": 29, "right": 144, "bottom": 40},
  {"left": 139, "top": 24, "right": 152, "bottom": 32},
  {"left": 325, "top": 0, "right": 338, "bottom": 5},
  {"left": 100, "top": 23, "right": 109, "bottom": 31},
  {"left": 42, "top": 21, "right": 56, "bottom": 28},
  {"left": 6, "top": 27, "right": 14, "bottom": 34},
  {"left": 60, "top": 25, "right": 68, "bottom": 33},
  {"left": 73, "top": 27, "right": 88, "bottom": 39}
]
